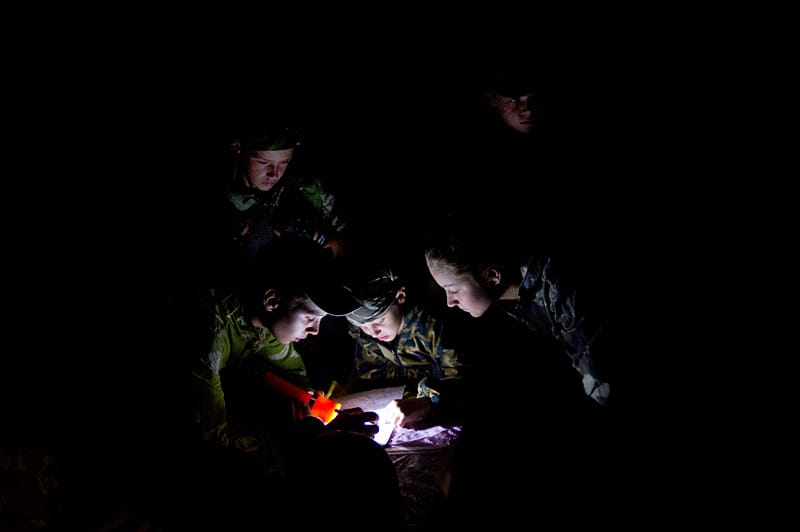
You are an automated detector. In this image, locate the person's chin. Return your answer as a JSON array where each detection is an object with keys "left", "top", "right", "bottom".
[{"left": 470, "top": 307, "right": 490, "bottom": 318}]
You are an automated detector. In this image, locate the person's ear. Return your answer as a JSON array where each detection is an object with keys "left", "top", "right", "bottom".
[
  {"left": 263, "top": 288, "right": 280, "bottom": 312},
  {"left": 395, "top": 286, "right": 407, "bottom": 305},
  {"left": 484, "top": 268, "right": 502, "bottom": 287}
]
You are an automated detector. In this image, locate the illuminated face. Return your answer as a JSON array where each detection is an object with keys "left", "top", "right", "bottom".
[
  {"left": 271, "top": 298, "right": 327, "bottom": 344},
  {"left": 244, "top": 148, "right": 294, "bottom": 192},
  {"left": 357, "top": 303, "right": 404, "bottom": 343},
  {"left": 426, "top": 263, "right": 493, "bottom": 318},
  {"left": 489, "top": 92, "right": 538, "bottom": 134}
]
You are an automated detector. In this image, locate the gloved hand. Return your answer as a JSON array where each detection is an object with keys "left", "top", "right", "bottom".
[{"left": 324, "top": 407, "right": 379, "bottom": 438}]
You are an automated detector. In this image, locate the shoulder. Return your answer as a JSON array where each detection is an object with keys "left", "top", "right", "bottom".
[
  {"left": 403, "top": 304, "right": 451, "bottom": 343},
  {"left": 296, "top": 176, "right": 335, "bottom": 197},
  {"left": 203, "top": 289, "right": 248, "bottom": 331}
]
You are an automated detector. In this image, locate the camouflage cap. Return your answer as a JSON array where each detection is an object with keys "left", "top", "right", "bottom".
[
  {"left": 345, "top": 270, "right": 401, "bottom": 326},
  {"left": 240, "top": 125, "right": 302, "bottom": 151}
]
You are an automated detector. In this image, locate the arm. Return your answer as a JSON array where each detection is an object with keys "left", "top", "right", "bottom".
[
  {"left": 298, "top": 177, "right": 349, "bottom": 255},
  {"left": 413, "top": 310, "right": 471, "bottom": 425},
  {"left": 384, "top": 307, "right": 471, "bottom": 427},
  {"left": 518, "top": 256, "right": 611, "bottom": 405},
  {"left": 190, "top": 330, "right": 238, "bottom": 447}
]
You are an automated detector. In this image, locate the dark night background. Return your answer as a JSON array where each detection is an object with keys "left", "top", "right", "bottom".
[{"left": 2, "top": 16, "right": 792, "bottom": 528}]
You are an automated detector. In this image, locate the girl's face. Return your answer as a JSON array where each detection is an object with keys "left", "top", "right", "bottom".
[
  {"left": 426, "top": 261, "right": 493, "bottom": 318},
  {"left": 357, "top": 303, "right": 404, "bottom": 343},
  {"left": 244, "top": 148, "right": 294, "bottom": 192},
  {"left": 271, "top": 298, "right": 327, "bottom": 344}
]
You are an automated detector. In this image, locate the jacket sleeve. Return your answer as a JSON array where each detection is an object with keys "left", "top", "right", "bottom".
[
  {"left": 190, "top": 328, "right": 238, "bottom": 447},
  {"left": 518, "top": 256, "right": 611, "bottom": 405},
  {"left": 189, "top": 307, "right": 264, "bottom": 453},
  {"left": 415, "top": 313, "right": 472, "bottom": 424}
]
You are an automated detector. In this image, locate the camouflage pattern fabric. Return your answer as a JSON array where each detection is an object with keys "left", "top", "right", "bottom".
[
  {"left": 346, "top": 305, "right": 466, "bottom": 402},
  {"left": 227, "top": 175, "right": 345, "bottom": 260},
  {"left": 510, "top": 256, "right": 612, "bottom": 405}
]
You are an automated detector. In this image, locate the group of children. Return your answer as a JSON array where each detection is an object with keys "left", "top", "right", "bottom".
[{"left": 177, "top": 64, "right": 623, "bottom": 528}]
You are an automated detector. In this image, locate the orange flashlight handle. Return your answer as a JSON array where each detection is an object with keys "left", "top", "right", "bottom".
[
  {"left": 263, "top": 371, "right": 313, "bottom": 404},
  {"left": 263, "top": 371, "right": 341, "bottom": 424}
]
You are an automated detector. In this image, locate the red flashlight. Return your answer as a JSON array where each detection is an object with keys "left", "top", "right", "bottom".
[{"left": 263, "top": 371, "right": 341, "bottom": 424}]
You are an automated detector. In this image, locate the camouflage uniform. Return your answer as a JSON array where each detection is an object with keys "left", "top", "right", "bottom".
[
  {"left": 501, "top": 255, "right": 611, "bottom": 405},
  {"left": 347, "top": 304, "right": 468, "bottom": 422},
  {"left": 226, "top": 173, "right": 345, "bottom": 262},
  {"left": 190, "top": 288, "right": 309, "bottom": 458}
]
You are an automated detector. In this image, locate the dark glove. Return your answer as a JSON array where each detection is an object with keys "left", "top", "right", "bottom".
[{"left": 324, "top": 408, "right": 379, "bottom": 438}]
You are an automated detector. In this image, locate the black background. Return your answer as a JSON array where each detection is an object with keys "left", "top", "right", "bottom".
[{"left": 2, "top": 16, "right": 791, "bottom": 527}]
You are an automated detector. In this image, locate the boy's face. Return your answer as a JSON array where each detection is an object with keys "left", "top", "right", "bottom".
[
  {"left": 244, "top": 148, "right": 294, "bottom": 192},
  {"left": 271, "top": 298, "right": 327, "bottom": 344},
  {"left": 426, "top": 263, "right": 493, "bottom": 318},
  {"left": 357, "top": 303, "right": 404, "bottom": 343},
  {"left": 487, "top": 92, "right": 539, "bottom": 134}
]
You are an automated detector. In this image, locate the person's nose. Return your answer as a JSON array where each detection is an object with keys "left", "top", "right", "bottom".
[
  {"left": 520, "top": 95, "right": 533, "bottom": 106},
  {"left": 307, "top": 320, "right": 321, "bottom": 335},
  {"left": 518, "top": 99, "right": 533, "bottom": 115},
  {"left": 445, "top": 294, "right": 458, "bottom": 308}
]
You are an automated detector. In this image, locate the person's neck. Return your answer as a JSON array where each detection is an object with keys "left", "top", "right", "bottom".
[
  {"left": 498, "top": 282, "right": 520, "bottom": 301},
  {"left": 249, "top": 313, "right": 268, "bottom": 329}
]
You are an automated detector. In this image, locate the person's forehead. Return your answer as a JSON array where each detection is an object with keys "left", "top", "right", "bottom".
[
  {"left": 357, "top": 305, "right": 396, "bottom": 327},
  {"left": 249, "top": 148, "right": 294, "bottom": 159},
  {"left": 294, "top": 299, "right": 327, "bottom": 317},
  {"left": 432, "top": 268, "right": 475, "bottom": 286},
  {"left": 497, "top": 91, "right": 536, "bottom": 100}
]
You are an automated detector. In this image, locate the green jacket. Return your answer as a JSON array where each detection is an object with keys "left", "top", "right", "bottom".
[{"left": 190, "top": 289, "right": 308, "bottom": 455}]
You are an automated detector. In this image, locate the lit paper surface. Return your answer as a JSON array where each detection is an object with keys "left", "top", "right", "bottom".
[{"left": 336, "top": 385, "right": 405, "bottom": 446}]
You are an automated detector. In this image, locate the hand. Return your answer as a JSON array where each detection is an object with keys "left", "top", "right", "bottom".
[
  {"left": 323, "top": 236, "right": 347, "bottom": 257},
  {"left": 290, "top": 399, "right": 312, "bottom": 423},
  {"left": 325, "top": 408, "right": 379, "bottom": 438},
  {"left": 383, "top": 397, "right": 433, "bottom": 429}
]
